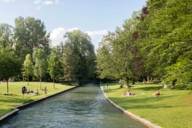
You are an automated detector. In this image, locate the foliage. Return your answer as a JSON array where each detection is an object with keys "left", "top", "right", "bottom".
[
  {"left": 0, "top": 48, "right": 21, "bottom": 93},
  {"left": 48, "top": 48, "right": 63, "bottom": 84},
  {"left": 63, "top": 30, "right": 96, "bottom": 84},
  {"left": 14, "top": 16, "right": 50, "bottom": 61},
  {"left": 33, "top": 48, "right": 47, "bottom": 83},
  {"left": 97, "top": 0, "right": 192, "bottom": 89},
  {"left": 138, "top": 0, "right": 192, "bottom": 87},
  {"left": 0, "top": 24, "right": 14, "bottom": 48},
  {"left": 23, "top": 54, "right": 33, "bottom": 83},
  {"left": 97, "top": 18, "right": 144, "bottom": 87}
]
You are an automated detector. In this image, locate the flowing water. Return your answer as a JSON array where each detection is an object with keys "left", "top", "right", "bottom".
[{"left": 1, "top": 85, "right": 145, "bottom": 128}]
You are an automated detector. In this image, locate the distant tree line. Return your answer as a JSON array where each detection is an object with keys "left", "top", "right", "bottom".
[
  {"left": 97, "top": 0, "right": 192, "bottom": 89},
  {"left": 0, "top": 17, "right": 96, "bottom": 93}
]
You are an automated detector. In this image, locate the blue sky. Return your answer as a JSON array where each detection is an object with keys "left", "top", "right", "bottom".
[{"left": 0, "top": 0, "right": 146, "bottom": 48}]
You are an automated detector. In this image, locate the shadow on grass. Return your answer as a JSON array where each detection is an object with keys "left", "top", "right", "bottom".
[
  {"left": 135, "top": 86, "right": 163, "bottom": 91},
  {"left": 0, "top": 96, "right": 32, "bottom": 104},
  {"left": 103, "top": 86, "right": 124, "bottom": 93},
  {"left": 110, "top": 95, "right": 174, "bottom": 109},
  {"left": 103, "top": 85, "right": 163, "bottom": 93}
]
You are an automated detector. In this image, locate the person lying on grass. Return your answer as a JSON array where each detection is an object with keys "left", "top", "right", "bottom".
[
  {"left": 154, "top": 90, "right": 160, "bottom": 97},
  {"left": 123, "top": 87, "right": 136, "bottom": 97}
]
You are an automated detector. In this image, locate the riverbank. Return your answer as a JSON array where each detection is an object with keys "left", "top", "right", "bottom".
[
  {"left": 0, "top": 82, "right": 74, "bottom": 117},
  {"left": 104, "top": 83, "right": 192, "bottom": 128}
]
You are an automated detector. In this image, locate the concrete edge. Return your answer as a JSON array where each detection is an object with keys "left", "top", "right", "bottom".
[
  {"left": 100, "top": 86, "right": 161, "bottom": 128},
  {"left": 0, "top": 109, "right": 19, "bottom": 122},
  {"left": 0, "top": 86, "right": 79, "bottom": 123}
]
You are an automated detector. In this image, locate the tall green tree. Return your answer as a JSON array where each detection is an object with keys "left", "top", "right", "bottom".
[
  {"left": 97, "top": 17, "right": 143, "bottom": 88},
  {"left": 23, "top": 54, "right": 33, "bottom": 86},
  {"left": 137, "top": 0, "right": 192, "bottom": 88},
  {"left": 96, "top": 33, "right": 118, "bottom": 79},
  {"left": 0, "top": 24, "right": 14, "bottom": 48},
  {"left": 0, "top": 48, "right": 21, "bottom": 94},
  {"left": 63, "top": 30, "right": 96, "bottom": 85},
  {"left": 48, "top": 48, "right": 62, "bottom": 88},
  {"left": 33, "top": 48, "right": 47, "bottom": 88},
  {"left": 14, "top": 17, "right": 50, "bottom": 61}
]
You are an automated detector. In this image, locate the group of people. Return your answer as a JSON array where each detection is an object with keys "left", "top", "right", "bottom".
[
  {"left": 21, "top": 86, "right": 47, "bottom": 96},
  {"left": 123, "top": 89, "right": 161, "bottom": 97}
]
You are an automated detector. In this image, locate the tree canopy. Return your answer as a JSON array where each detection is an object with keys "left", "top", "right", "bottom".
[
  {"left": 14, "top": 17, "right": 50, "bottom": 61},
  {"left": 48, "top": 48, "right": 63, "bottom": 86},
  {"left": 97, "top": 0, "right": 192, "bottom": 89},
  {"left": 63, "top": 30, "right": 96, "bottom": 84},
  {"left": 0, "top": 48, "right": 21, "bottom": 93}
]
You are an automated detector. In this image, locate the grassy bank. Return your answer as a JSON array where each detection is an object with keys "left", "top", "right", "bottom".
[
  {"left": 105, "top": 83, "right": 192, "bottom": 128},
  {"left": 0, "top": 82, "right": 74, "bottom": 116}
]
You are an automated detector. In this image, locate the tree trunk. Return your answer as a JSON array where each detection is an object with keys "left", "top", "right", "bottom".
[
  {"left": 172, "top": 79, "right": 177, "bottom": 88},
  {"left": 125, "top": 77, "right": 130, "bottom": 90},
  {"left": 53, "top": 78, "right": 55, "bottom": 89},
  {"left": 132, "top": 79, "right": 135, "bottom": 85},
  {"left": 147, "top": 76, "right": 150, "bottom": 83},
  {"left": 6, "top": 79, "right": 9, "bottom": 94},
  {"left": 40, "top": 78, "right": 42, "bottom": 90},
  {"left": 120, "top": 84, "right": 123, "bottom": 88},
  {"left": 27, "top": 76, "right": 29, "bottom": 86}
]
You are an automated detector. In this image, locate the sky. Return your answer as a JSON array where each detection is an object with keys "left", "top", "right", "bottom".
[{"left": 0, "top": 0, "right": 146, "bottom": 49}]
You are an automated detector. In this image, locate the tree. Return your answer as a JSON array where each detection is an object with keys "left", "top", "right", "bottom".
[
  {"left": 0, "top": 24, "right": 14, "bottom": 48},
  {"left": 23, "top": 54, "right": 33, "bottom": 86},
  {"left": 33, "top": 48, "right": 47, "bottom": 89},
  {"left": 96, "top": 33, "right": 118, "bottom": 79},
  {"left": 14, "top": 16, "right": 50, "bottom": 61},
  {"left": 97, "top": 17, "right": 144, "bottom": 88},
  {"left": 48, "top": 48, "right": 62, "bottom": 88},
  {"left": 63, "top": 30, "right": 96, "bottom": 85},
  {"left": 0, "top": 48, "right": 21, "bottom": 94},
  {"left": 137, "top": 0, "right": 192, "bottom": 87}
]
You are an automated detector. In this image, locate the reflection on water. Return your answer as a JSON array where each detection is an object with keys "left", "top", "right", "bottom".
[{"left": 1, "top": 85, "right": 145, "bottom": 128}]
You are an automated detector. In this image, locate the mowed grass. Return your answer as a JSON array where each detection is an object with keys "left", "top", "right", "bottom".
[
  {"left": 105, "top": 83, "right": 192, "bottom": 128},
  {"left": 0, "top": 82, "right": 74, "bottom": 116}
]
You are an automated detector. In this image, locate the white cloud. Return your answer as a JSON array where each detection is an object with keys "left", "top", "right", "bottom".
[
  {"left": 86, "top": 30, "right": 108, "bottom": 37},
  {"left": 50, "top": 27, "right": 108, "bottom": 49},
  {"left": 67, "top": 27, "right": 79, "bottom": 32},
  {"left": 50, "top": 27, "right": 66, "bottom": 47},
  {"left": 50, "top": 27, "right": 80, "bottom": 47},
  {"left": 86, "top": 30, "right": 108, "bottom": 49}
]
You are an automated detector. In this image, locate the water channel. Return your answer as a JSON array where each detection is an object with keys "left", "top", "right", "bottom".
[{"left": 1, "top": 85, "right": 145, "bottom": 128}]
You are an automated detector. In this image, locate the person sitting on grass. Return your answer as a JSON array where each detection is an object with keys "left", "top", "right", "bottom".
[
  {"left": 124, "top": 88, "right": 135, "bottom": 96},
  {"left": 35, "top": 89, "right": 39, "bottom": 95},
  {"left": 22, "top": 86, "right": 27, "bottom": 96}
]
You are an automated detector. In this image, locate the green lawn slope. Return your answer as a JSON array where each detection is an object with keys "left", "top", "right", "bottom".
[
  {"left": 0, "top": 82, "right": 74, "bottom": 116},
  {"left": 105, "top": 84, "right": 192, "bottom": 128}
]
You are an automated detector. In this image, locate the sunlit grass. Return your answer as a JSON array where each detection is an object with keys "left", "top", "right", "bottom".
[
  {"left": 0, "top": 82, "right": 74, "bottom": 116},
  {"left": 105, "top": 83, "right": 192, "bottom": 128}
]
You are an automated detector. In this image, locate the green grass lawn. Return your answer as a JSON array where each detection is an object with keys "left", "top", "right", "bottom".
[
  {"left": 0, "top": 82, "right": 74, "bottom": 116},
  {"left": 104, "top": 83, "right": 192, "bottom": 128}
]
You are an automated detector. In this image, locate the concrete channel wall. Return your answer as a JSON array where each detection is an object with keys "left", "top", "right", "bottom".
[
  {"left": 100, "top": 86, "right": 161, "bottom": 128},
  {"left": 0, "top": 86, "right": 79, "bottom": 123}
]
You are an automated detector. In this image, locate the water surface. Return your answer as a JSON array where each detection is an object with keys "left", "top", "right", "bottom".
[{"left": 1, "top": 85, "right": 145, "bottom": 128}]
